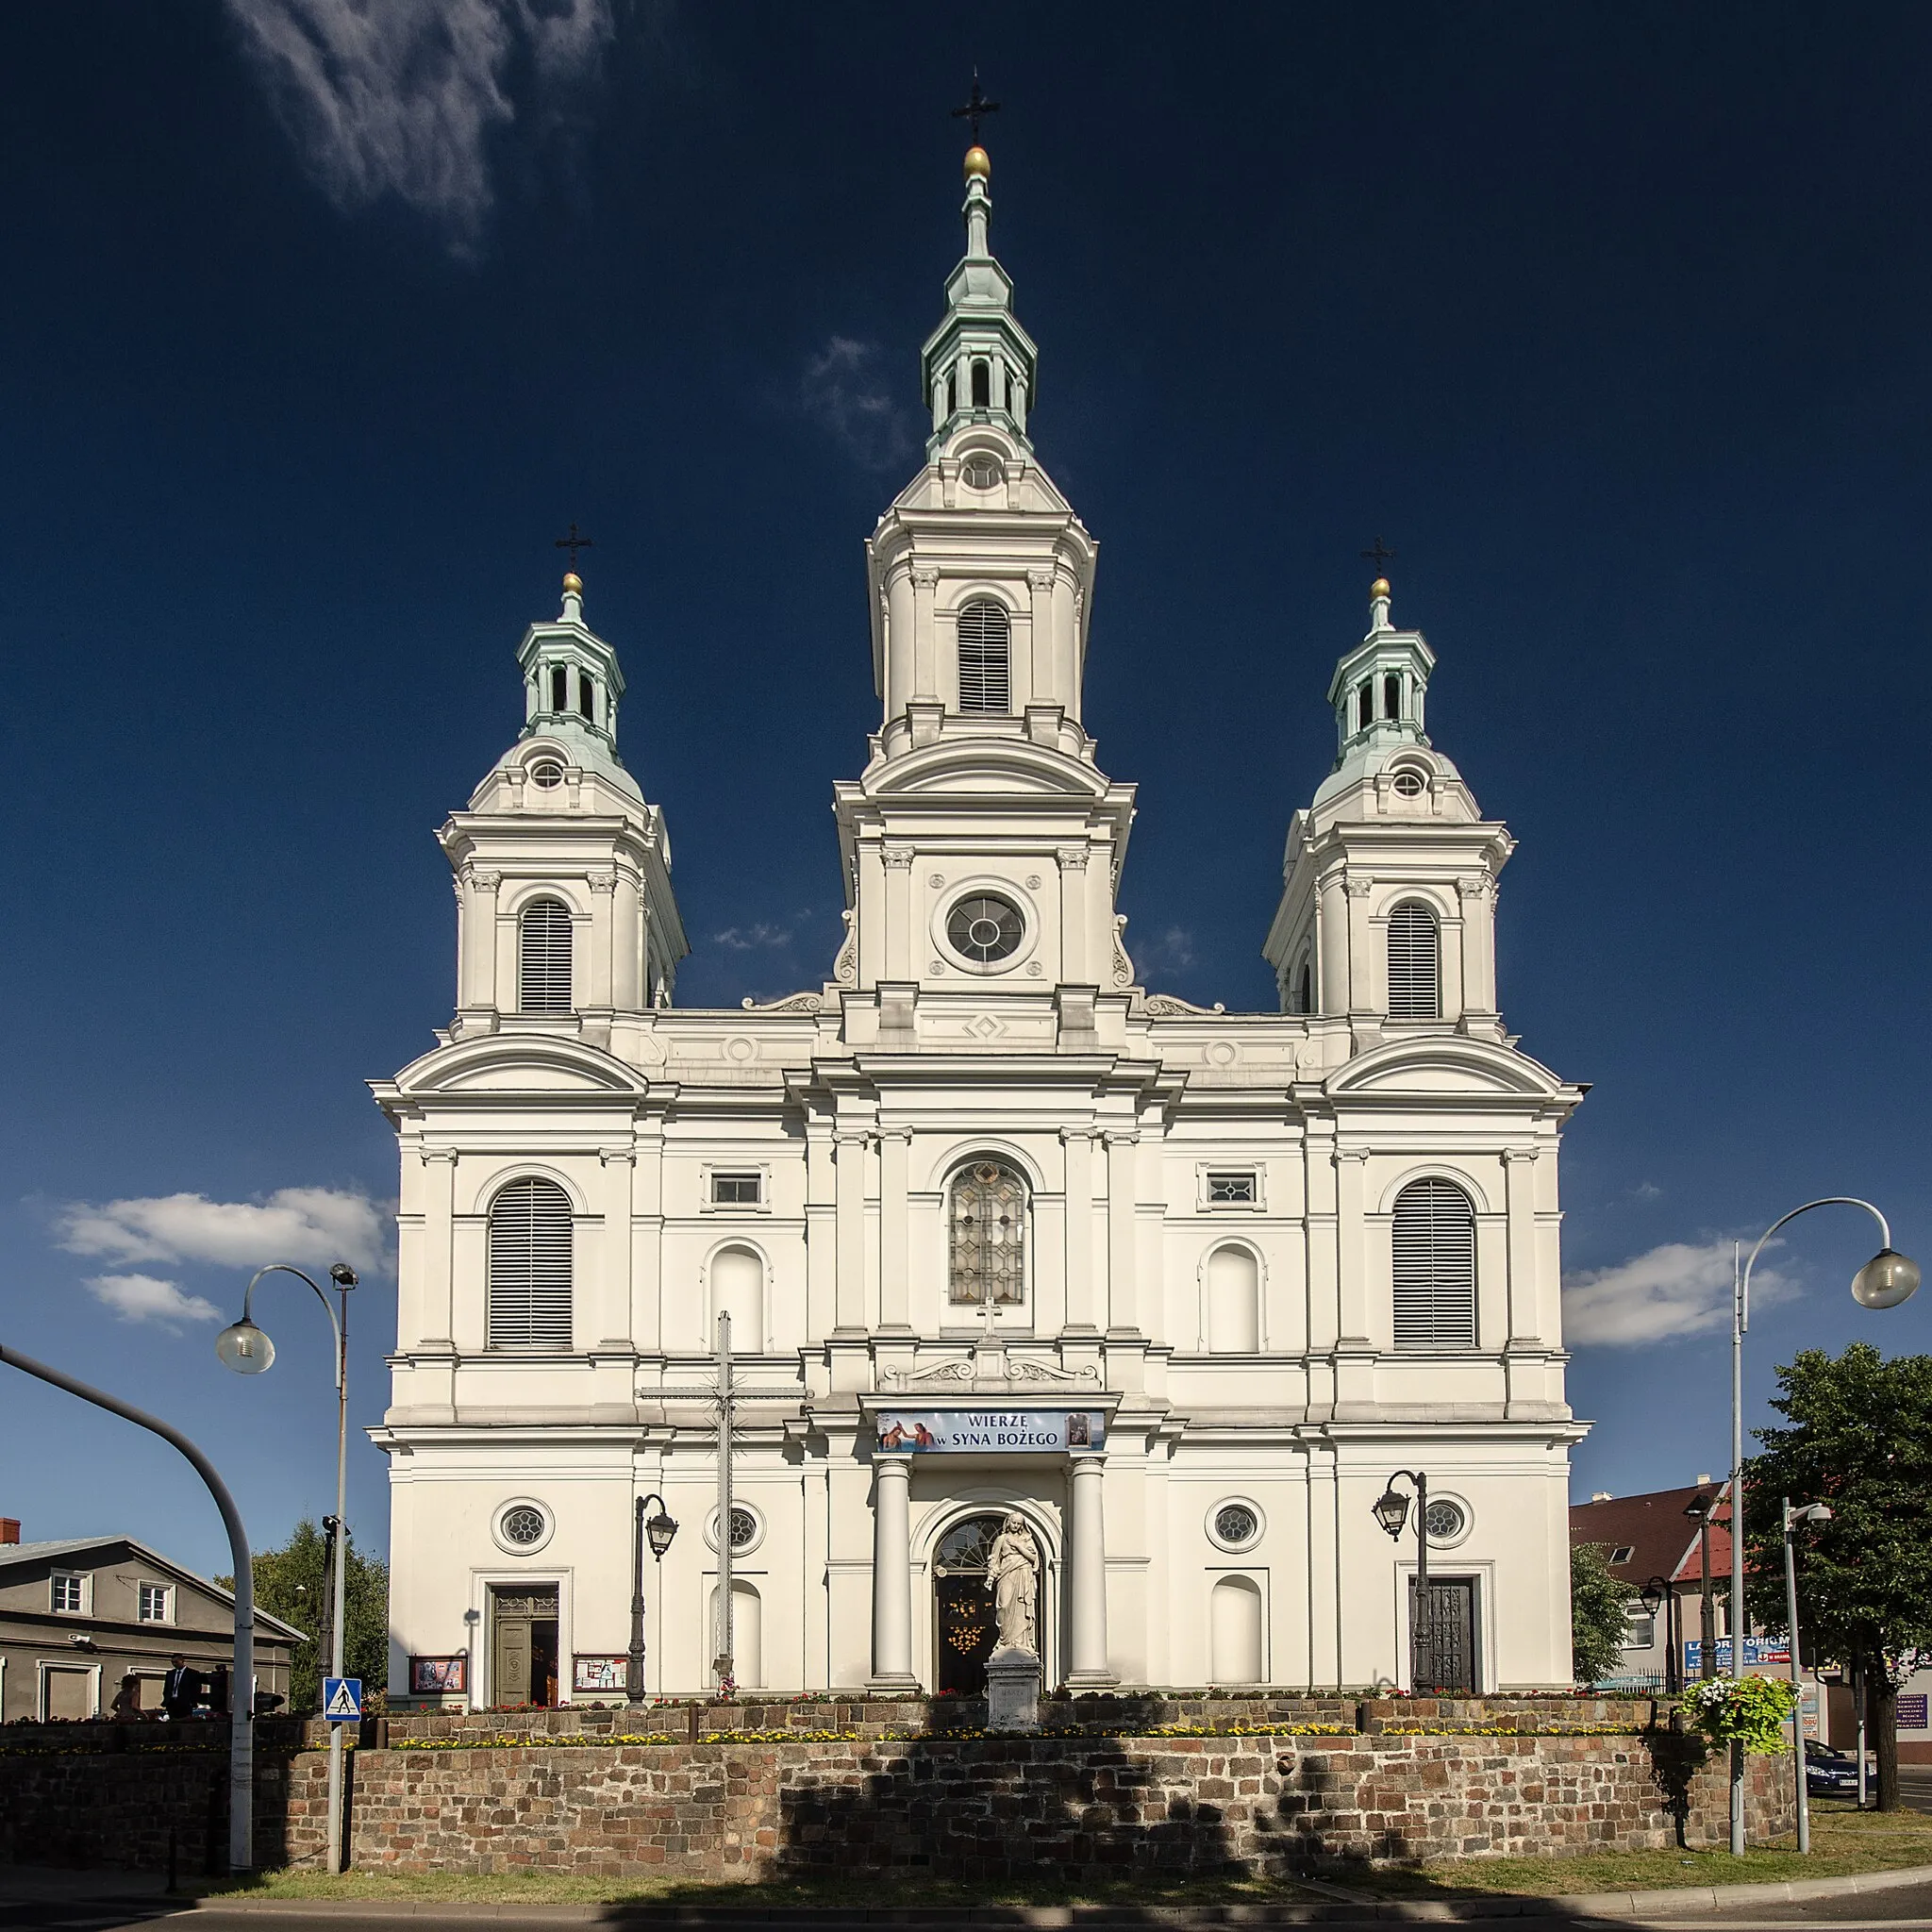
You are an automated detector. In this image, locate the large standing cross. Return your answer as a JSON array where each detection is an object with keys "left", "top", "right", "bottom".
[
  {"left": 1359, "top": 536, "right": 1397, "bottom": 575},
  {"left": 647, "top": 1313, "right": 801, "bottom": 1696},
  {"left": 952, "top": 70, "right": 1001, "bottom": 142}
]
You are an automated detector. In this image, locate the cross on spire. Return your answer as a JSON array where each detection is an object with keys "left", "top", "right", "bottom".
[
  {"left": 1359, "top": 536, "right": 1397, "bottom": 575},
  {"left": 952, "top": 69, "right": 1000, "bottom": 142},
  {"left": 554, "top": 523, "right": 594, "bottom": 573}
]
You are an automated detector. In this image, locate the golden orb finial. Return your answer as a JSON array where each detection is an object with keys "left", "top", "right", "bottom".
[
  {"left": 562, "top": 571, "right": 583, "bottom": 595},
  {"left": 963, "top": 144, "right": 991, "bottom": 182},
  {"left": 1370, "top": 576, "right": 1391, "bottom": 599}
]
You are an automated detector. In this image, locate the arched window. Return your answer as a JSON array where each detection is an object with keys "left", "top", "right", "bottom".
[
  {"left": 945, "top": 369, "right": 957, "bottom": 414},
  {"left": 948, "top": 1160, "right": 1026, "bottom": 1306},
  {"left": 708, "top": 1580, "right": 761, "bottom": 1689},
  {"left": 1210, "top": 1576, "right": 1264, "bottom": 1683},
  {"left": 487, "top": 1177, "right": 573, "bottom": 1350},
  {"left": 518, "top": 899, "right": 574, "bottom": 1012},
  {"left": 577, "top": 674, "right": 595, "bottom": 723},
  {"left": 971, "top": 359, "right": 991, "bottom": 408},
  {"left": 709, "top": 1245, "right": 764, "bottom": 1354},
  {"left": 1386, "top": 901, "right": 1441, "bottom": 1019},
  {"left": 956, "top": 600, "right": 1011, "bottom": 714},
  {"left": 1384, "top": 673, "right": 1402, "bottom": 720},
  {"left": 550, "top": 665, "right": 568, "bottom": 713},
  {"left": 1357, "top": 680, "right": 1374, "bottom": 731},
  {"left": 1206, "top": 1245, "right": 1260, "bottom": 1353},
  {"left": 1391, "top": 1177, "right": 1477, "bottom": 1349},
  {"left": 1296, "top": 959, "right": 1313, "bottom": 1016}
]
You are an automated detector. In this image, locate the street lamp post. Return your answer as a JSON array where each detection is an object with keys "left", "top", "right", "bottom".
[
  {"left": 1782, "top": 1497, "right": 1833, "bottom": 1853},
  {"left": 1639, "top": 1576, "right": 1678, "bottom": 1696},
  {"left": 216, "top": 1261, "right": 359, "bottom": 1875},
  {"left": 1374, "top": 1471, "right": 1433, "bottom": 1692},
  {"left": 1685, "top": 1491, "right": 1721, "bottom": 1680},
  {"left": 626, "top": 1493, "right": 679, "bottom": 1706},
  {"left": 1726, "top": 1199, "right": 1917, "bottom": 1855}
]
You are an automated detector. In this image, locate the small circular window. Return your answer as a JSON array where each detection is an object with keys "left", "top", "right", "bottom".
[
  {"left": 707, "top": 1503, "right": 763, "bottom": 1555},
  {"left": 947, "top": 893, "right": 1024, "bottom": 964},
  {"left": 1391, "top": 768, "right": 1425, "bottom": 798},
  {"left": 1425, "top": 1498, "right": 1468, "bottom": 1545},
  {"left": 961, "top": 454, "right": 1004, "bottom": 490},
  {"left": 1208, "top": 1499, "right": 1263, "bottom": 1551},
  {"left": 493, "top": 1501, "right": 551, "bottom": 1553},
  {"left": 529, "top": 759, "right": 565, "bottom": 791}
]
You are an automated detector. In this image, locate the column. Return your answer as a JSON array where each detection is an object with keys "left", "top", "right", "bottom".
[
  {"left": 878, "top": 1127, "right": 911, "bottom": 1331},
  {"left": 461, "top": 869, "right": 501, "bottom": 1009},
  {"left": 886, "top": 562, "right": 915, "bottom": 715},
  {"left": 1504, "top": 1149, "right": 1541, "bottom": 1345},
  {"left": 910, "top": 565, "right": 940, "bottom": 702},
  {"left": 633, "top": 1114, "right": 665, "bottom": 1352},
  {"left": 1104, "top": 1131, "right": 1139, "bottom": 1334},
  {"left": 418, "top": 1148, "right": 458, "bottom": 1351},
  {"left": 1334, "top": 1147, "right": 1372, "bottom": 1348},
  {"left": 612, "top": 873, "right": 642, "bottom": 1010},
  {"left": 597, "top": 1148, "right": 635, "bottom": 1349},
  {"left": 805, "top": 1115, "right": 836, "bottom": 1341},
  {"left": 1057, "top": 845, "right": 1090, "bottom": 982},
  {"left": 1051, "top": 573, "right": 1077, "bottom": 721},
  {"left": 882, "top": 845, "right": 914, "bottom": 982},
  {"left": 869, "top": 1455, "right": 917, "bottom": 1689},
  {"left": 1060, "top": 1128, "right": 1095, "bottom": 1330},
  {"left": 1344, "top": 874, "right": 1375, "bottom": 1015},
  {"left": 1026, "top": 567, "right": 1057, "bottom": 708},
  {"left": 1316, "top": 868, "right": 1347, "bottom": 1018},
  {"left": 834, "top": 1130, "right": 870, "bottom": 1332},
  {"left": 1457, "top": 873, "right": 1498, "bottom": 1018},
  {"left": 1066, "top": 1454, "right": 1115, "bottom": 1686}
]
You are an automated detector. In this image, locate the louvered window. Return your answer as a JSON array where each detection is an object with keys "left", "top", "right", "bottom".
[
  {"left": 1386, "top": 901, "right": 1441, "bottom": 1019},
  {"left": 519, "top": 899, "right": 574, "bottom": 1013},
  {"left": 487, "top": 1177, "right": 574, "bottom": 1350},
  {"left": 957, "top": 600, "right": 1010, "bottom": 714},
  {"left": 1391, "top": 1178, "right": 1476, "bottom": 1349}
]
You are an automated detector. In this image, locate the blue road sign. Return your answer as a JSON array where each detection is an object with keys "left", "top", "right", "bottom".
[{"left": 323, "top": 1676, "right": 363, "bottom": 1723}]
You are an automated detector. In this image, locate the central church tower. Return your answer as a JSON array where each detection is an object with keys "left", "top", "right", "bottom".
[{"left": 835, "top": 146, "right": 1136, "bottom": 1021}]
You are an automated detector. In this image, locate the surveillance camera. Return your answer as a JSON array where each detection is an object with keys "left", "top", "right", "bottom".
[{"left": 68, "top": 1632, "right": 94, "bottom": 1650}]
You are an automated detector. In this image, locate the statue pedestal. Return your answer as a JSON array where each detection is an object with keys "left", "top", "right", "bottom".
[{"left": 986, "top": 1646, "right": 1041, "bottom": 1733}]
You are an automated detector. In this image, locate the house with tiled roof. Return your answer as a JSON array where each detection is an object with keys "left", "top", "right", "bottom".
[{"left": 1569, "top": 1480, "right": 1731, "bottom": 1689}]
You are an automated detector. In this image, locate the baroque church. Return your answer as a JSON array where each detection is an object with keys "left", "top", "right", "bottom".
[{"left": 375, "top": 141, "right": 1588, "bottom": 1707}]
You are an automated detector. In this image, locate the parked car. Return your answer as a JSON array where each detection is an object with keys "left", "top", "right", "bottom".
[{"left": 1805, "top": 1743, "right": 1864, "bottom": 1798}]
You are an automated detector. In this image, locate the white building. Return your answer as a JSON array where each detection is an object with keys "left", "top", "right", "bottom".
[{"left": 375, "top": 142, "right": 1588, "bottom": 1708}]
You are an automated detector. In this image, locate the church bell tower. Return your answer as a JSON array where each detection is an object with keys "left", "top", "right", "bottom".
[{"left": 832, "top": 144, "right": 1137, "bottom": 1029}]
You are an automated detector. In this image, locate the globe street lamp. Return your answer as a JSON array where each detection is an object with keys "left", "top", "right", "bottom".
[
  {"left": 1373, "top": 1471, "right": 1434, "bottom": 1692},
  {"left": 1639, "top": 1574, "right": 1680, "bottom": 1696},
  {"left": 216, "top": 1261, "right": 358, "bottom": 1874},
  {"left": 1726, "top": 1199, "right": 1916, "bottom": 1854},
  {"left": 627, "top": 1493, "right": 679, "bottom": 1706}
]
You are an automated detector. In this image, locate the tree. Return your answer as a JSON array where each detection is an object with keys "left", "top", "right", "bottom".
[
  {"left": 1572, "top": 1541, "right": 1632, "bottom": 1686},
  {"left": 234, "top": 1519, "right": 390, "bottom": 1716},
  {"left": 1741, "top": 1342, "right": 1932, "bottom": 1811}
]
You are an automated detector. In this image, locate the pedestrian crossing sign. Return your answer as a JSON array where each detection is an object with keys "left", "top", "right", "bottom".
[{"left": 324, "top": 1677, "right": 362, "bottom": 1723}]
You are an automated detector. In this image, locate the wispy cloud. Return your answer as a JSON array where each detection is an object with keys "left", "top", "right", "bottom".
[
  {"left": 224, "top": 0, "right": 615, "bottom": 250},
  {"left": 712, "top": 924, "right": 794, "bottom": 952},
  {"left": 1137, "top": 925, "right": 1198, "bottom": 974},
  {"left": 800, "top": 337, "right": 917, "bottom": 471},
  {"left": 1563, "top": 1239, "right": 1792, "bottom": 1347},
  {"left": 1632, "top": 1180, "right": 1664, "bottom": 1202},
  {"left": 85, "top": 1274, "right": 223, "bottom": 1330},
  {"left": 56, "top": 1188, "right": 389, "bottom": 1275}
]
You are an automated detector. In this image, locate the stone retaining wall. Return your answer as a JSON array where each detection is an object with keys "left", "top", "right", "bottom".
[{"left": 0, "top": 1710, "right": 1792, "bottom": 1879}]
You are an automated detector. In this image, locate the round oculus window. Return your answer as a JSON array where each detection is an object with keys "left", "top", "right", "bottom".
[
  {"left": 1213, "top": 1503, "right": 1260, "bottom": 1548},
  {"left": 528, "top": 759, "right": 565, "bottom": 791},
  {"left": 946, "top": 893, "right": 1024, "bottom": 964},
  {"left": 1424, "top": 1499, "right": 1467, "bottom": 1543},
  {"left": 961, "top": 454, "right": 1004, "bottom": 490},
  {"left": 1391, "top": 768, "right": 1425, "bottom": 798},
  {"left": 727, "top": 1506, "right": 758, "bottom": 1550},
  {"left": 501, "top": 1505, "right": 546, "bottom": 1547}
]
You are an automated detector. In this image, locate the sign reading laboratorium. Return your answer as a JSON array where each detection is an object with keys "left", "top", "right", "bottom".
[{"left": 875, "top": 1409, "right": 1106, "bottom": 1454}]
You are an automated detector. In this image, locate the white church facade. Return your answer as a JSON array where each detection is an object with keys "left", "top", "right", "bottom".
[{"left": 375, "top": 143, "right": 1588, "bottom": 1708}]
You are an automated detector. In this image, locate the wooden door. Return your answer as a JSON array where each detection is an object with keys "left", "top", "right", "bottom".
[
  {"left": 936, "top": 1574, "right": 999, "bottom": 1695},
  {"left": 1411, "top": 1576, "right": 1479, "bottom": 1693}
]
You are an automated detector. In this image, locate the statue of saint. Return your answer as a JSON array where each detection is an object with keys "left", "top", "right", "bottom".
[{"left": 984, "top": 1513, "right": 1040, "bottom": 1656}]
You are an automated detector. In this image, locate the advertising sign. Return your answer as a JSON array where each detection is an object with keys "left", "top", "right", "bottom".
[
  {"left": 1684, "top": 1636, "right": 1792, "bottom": 1673},
  {"left": 1897, "top": 1694, "right": 1929, "bottom": 1729},
  {"left": 874, "top": 1408, "right": 1106, "bottom": 1454}
]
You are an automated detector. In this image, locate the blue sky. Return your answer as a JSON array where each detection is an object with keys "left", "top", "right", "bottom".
[{"left": 2, "top": 2, "right": 1927, "bottom": 1582}]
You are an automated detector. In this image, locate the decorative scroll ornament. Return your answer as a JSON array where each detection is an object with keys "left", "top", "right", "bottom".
[
  {"left": 1142, "top": 994, "right": 1227, "bottom": 1016},
  {"left": 885, "top": 1357, "right": 976, "bottom": 1389},
  {"left": 739, "top": 991, "right": 824, "bottom": 1013},
  {"left": 1110, "top": 913, "right": 1135, "bottom": 990},
  {"left": 832, "top": 909, "right": 858, "bottom": 987},
  {"left": 1003, "top": 1355, "right": 1100, "bottom": 1386}
]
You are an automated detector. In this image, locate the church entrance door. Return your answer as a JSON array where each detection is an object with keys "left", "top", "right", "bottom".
[
  {"left": 933, "top": 1513, "right": 1006, "bottom": 1696},
  {"left": 491, "top": 1585, "right": 560, "bottom": 1707},
  {"left": 1410, "top": 1576, "right": 1479, "bottom": 1693}
]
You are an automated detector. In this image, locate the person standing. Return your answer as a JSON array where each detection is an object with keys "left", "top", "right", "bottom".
[{"left": 161, "top": 1654, "right": 199, "bottom": 1721}]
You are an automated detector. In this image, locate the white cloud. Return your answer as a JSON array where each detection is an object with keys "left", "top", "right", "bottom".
[
  {"left": 56, "top": 1188, "right": 389, "bottom": 1275},
  {"left": 224, "top": 0, "right": 614, "bottom": 248},
  {"left": 712, "top": 923, "right": 793, "bottom": 952},
  {"left": 1134, "top": 924, "right": 1198, "bottom": 975},
  {"left": 1632, "top": 1180, "right": 1664, "bottom": 1202},
  {"left": 85, "top": 1274, "right": 223, "bottom": 1329},
  {"left": 1562, "top": 1239, "right": 1792, "bottom": 1347},
  {"left": 800, "top": 337, "right": 916, "bottom": 471}
]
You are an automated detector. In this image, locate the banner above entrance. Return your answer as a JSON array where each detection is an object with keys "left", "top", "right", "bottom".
[{"left": 875, "top": 1408, "right": 1106, "bottom": 1454}]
